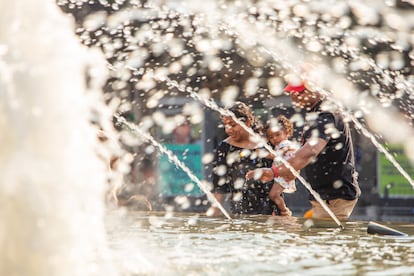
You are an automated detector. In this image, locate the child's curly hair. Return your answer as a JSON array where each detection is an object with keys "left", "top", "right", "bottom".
[{"left": 265, "top": 115, "right": 294, "bottom": 138}]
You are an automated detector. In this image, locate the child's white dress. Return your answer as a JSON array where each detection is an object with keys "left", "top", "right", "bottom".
[{"left": 273, "top": 140, "right": 297, "bottom": 193}]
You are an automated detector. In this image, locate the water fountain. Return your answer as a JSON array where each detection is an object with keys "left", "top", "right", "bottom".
[
  {"left": 0, "top": 0, "right": 121, "bottom": 274},
  {"left": 2, "top": 0, "right": 414, "bottom": 275}
]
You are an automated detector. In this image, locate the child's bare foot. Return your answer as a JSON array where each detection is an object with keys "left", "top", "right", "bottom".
[{"left": 280, "top": 208, "right": 292, "bottom": 216}]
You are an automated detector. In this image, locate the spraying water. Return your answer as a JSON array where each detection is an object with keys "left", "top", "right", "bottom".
[{"left": 0, "top": 0, "right": 120, "bottom": 275}]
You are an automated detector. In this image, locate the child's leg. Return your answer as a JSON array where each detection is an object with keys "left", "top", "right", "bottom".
[{"left": 269, "top": 183, "right": 291, "bottom": 216}]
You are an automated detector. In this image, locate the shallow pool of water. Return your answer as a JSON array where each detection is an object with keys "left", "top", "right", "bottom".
[{"left": 105, "top": 211, "right": 414, "bottom": 275}]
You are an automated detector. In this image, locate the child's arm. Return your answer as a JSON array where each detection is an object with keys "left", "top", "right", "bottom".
[{"left": 255, "top": 147, "right": 276, "bottom": 160}]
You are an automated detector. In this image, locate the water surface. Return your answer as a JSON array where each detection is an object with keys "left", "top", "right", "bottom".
[{"left": 105, "top": 211, "right": 414, "bottom": 275}]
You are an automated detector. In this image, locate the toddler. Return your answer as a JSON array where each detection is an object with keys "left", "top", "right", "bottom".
[{"left": 265, "top": 115, "right": 297, "bottom": 216}]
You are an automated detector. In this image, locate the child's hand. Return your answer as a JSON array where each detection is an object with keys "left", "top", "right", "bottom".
[
  {"left": 246, "top": 168, "right": 274, "bottom": 182},
  {"left": 245, "top": 170, "right": 256, "bottom": 180},
  {"left": 282, "top": 147, "right": 296, "bottom": 158}
]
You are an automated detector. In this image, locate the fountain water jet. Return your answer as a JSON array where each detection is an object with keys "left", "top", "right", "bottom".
[{"left": 0, "top": 0, "right": 121, "bottom": 275}]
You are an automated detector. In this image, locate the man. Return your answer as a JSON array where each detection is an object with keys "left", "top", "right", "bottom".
[{"left": 246, "top": 82, "right": 361, "bottom": 219}]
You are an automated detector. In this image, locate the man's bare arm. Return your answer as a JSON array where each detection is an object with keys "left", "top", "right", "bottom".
[
  {"left": 246, "top": 138, "right": 327, "bottom": 182},
  {"left": 278, "top": 138, "right": 327, "bottom": 180}
]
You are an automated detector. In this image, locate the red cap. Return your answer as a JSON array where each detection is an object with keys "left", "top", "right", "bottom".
[{"left": 284, "top": 83, "right": 306, "bottom": 93}]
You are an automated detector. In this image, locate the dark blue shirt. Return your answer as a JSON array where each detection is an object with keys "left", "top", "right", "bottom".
[
  {"left": 302, "top": 101, "right": 361, "bottom": 201},
  {"left": 212, "top": 141, "right": 277, "bottom": 214}
]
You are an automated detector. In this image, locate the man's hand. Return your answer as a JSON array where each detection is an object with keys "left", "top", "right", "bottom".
[{"left": 245, "top": 168, "right": 274, "bottom": 182}]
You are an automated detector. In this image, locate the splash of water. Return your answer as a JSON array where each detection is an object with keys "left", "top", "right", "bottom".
[{"left": 0, "top": 0, "right": 119, "bottom": 275}]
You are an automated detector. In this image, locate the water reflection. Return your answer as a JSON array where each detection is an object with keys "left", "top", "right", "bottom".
[{"left": 105, "top": 211, "right": 414, "bottom": 275}]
